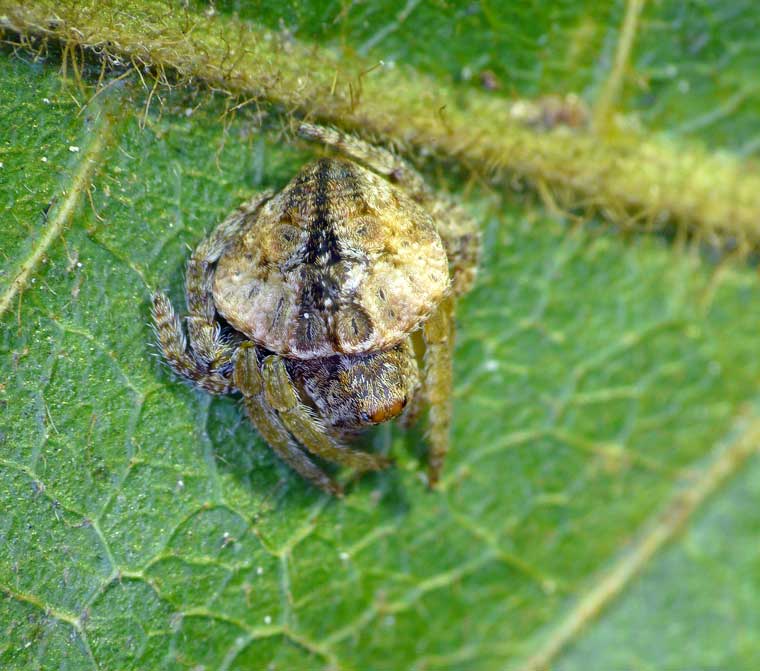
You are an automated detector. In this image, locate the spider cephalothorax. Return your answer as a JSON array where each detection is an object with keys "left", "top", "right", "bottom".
[{"left": 152, "top": 124, "right": 479, "bottom": 495}]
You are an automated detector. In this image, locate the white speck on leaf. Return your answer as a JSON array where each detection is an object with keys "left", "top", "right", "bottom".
[{"left": 69, "top": 145, "right": 80, "bottom": 153}]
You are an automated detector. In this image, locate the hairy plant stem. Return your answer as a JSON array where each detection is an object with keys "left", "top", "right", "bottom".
[{"left": 2, "top": 0, "right": 759, "bottom": 244}]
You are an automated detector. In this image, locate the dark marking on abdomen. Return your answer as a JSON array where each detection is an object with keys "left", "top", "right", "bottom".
[{"left": 302, "top": 160, "right": 343, "bottom": 267}]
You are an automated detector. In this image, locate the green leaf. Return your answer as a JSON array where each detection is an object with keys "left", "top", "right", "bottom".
[{"left": 2, "top": 3, "right": 759, "bottom": 670}]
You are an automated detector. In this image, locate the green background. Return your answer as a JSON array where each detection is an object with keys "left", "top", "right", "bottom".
[{"left": 2, "top": 2, "right": 760, "bottom": 669}]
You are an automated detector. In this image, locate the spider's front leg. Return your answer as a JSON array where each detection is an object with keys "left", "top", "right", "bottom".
[
  {"left": 234, "top": 343, "right": 342, "bottom": 496},
  {"left": 151, "top": 191, "right": 272, "bottom": 394},
  {"left": 261, "top": 355, "right": 392, "bottom": 475}
]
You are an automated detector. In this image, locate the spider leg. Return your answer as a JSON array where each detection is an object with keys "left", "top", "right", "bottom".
[
  {"left": 184, "top": 190, "right": 274, "bottom": 371},
  {"left": 396, "top": 334, "right": 424, "bottom": 430},
  {"left": 426, "top": 198, "right": 480, "bottom": 296},
  {"left": 151, "top": 191, "right": 273, "bottom": 393},
  {"left": 261, "top": 355, "right": 392, "bottom": 473},
  {"left": 298, "top": 123, "right": 479, "bottom": 295},
  {"left": 151, "top": 291, "right": 232, "bottom": 394},
  {"left": 234, "top": 344, "right": 342, "bottom": 496},
  {"left": 298, "top": 122, "right": 429, "bottom": 200},
  {"left": 421, "top": 295, "right": 455, "bottom": 487}
]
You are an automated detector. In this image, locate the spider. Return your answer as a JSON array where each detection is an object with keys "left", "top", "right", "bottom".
[{"left": 151, "top": 124, "right": 479, "bottom": 495}]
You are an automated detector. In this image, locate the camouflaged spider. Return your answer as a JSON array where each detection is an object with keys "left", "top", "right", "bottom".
[{"left": 151, "top": 124, "right": 479, "bottom": 495}]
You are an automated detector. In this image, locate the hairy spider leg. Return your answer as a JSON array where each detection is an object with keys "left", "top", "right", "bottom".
[
  {"left": 298, "top": 122, "right": 429, "bottom": 199},
  {"left": 151, "top": 191, "right": 272, "bottom": 394},
  {"left": 261, "top": 355, "right": 393, "bottom": 474},
  {"left": 298, "top": 123, "right": 480, "bottom": 295},
  {"left": 395, "top": 333, "right": 425, "bottom": 431},
  {"left": 184, "top": 191, "right": 274, "bottom": 371},
  {"left": 425, "top": 197, "right": 480, "bottom": 296},
  {"left": 151, "top": 291, "right": 231, "bottom": 394},
  {"left": 421, "top": 295, "right": 455, "bottom": 487},
  {"left": 234, "top": 343, "right": 343, "bottom": 496}
]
